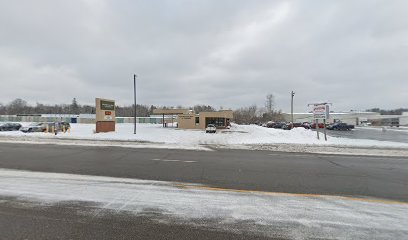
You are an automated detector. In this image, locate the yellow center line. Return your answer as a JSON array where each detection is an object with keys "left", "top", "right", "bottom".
[{"left": 174, "top": 184, "right": 408, "bottom": 205}]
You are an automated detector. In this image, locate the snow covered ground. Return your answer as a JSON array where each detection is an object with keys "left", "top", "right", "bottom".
[
  {"left": 1, "top": 123, "right": 408, "bottom": 149},
  {"left": 1, "top": 168, "right": 407, "bottom": 239}
]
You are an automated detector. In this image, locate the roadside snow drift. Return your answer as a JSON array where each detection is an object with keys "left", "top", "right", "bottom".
[
  {"left": 1, "top": 168, "right": 407, "bottom": 239},
  {"left": 1, "top": 123, "right": 408, "bottom": 149}
]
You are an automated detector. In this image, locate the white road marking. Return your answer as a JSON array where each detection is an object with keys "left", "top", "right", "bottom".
[
  {"left": 267, "top": 153, "right": 394, "bottom": 159},
  {"left": 151, "top": 158, "right": 196, "bottom": 163},
  {"left": 268, "top": 153, "right": 309, "bottom": 157}
]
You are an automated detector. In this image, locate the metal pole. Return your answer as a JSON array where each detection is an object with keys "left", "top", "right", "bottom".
[
  {"left": 323, "top": 119, "right": 327, "bottom": 141},
  {"left": 291, "top": 91, "right": 295, "bottom": 124},
  {"left": 134, "top": 74, "right": 137, "bottom": 134},
  {"left": 316, "top": 119, "right": 320, "bottom": 140}
]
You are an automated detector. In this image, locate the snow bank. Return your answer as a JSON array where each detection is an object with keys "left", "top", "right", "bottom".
[
  {"left": 1, "top": 123, "right": 408, "bottom": 148},
  {"left": 1, "top": 168, "right": 407, "bottom": 239}
]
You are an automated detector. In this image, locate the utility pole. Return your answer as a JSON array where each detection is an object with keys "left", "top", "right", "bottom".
[
  {"left": 291, "top": 91, "right": 295, "bottom": 123},
  {"left": 133, "top": 74, "right": 137, "bottom": 134}
]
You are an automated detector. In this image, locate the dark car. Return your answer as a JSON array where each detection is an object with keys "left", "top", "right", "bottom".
[
  {"left": 0, "top": 123, "right": 22, "bottom": 131},
  {"left": 273, "top": 122, "right": 286, "bottom": 129},
  {"left": 20, "top": 123, "right": 47, "bottom": 133},
  {"left": 327, "top": 123, "right": 354, "bottom": 131},
  {"left": 282, "top": 123, "right": 293, "bottom": 130}
]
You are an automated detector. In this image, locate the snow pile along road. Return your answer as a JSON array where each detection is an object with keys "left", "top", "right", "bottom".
[
  {"left": 0, "top": 168, "right": 407, "bottom": 240},
  {"left": 1, "top": 123, "right": 408, "bottom": 149}
]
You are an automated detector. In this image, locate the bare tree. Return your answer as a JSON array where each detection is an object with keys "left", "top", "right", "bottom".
[
  {"left": 233, "top": 105, "right": 259, "bottom": 124},
  {"left": 0, "top": 103, "right": 6, "bottom": 115},
  {"left": 193, "top": 105, "right": 215, "bottom": 113},
  {"left": 265, "top": 94, "right": 275, "bottom": 113},
  {"left": 7, "top": 98, "right": 28, "bottom": 115}
]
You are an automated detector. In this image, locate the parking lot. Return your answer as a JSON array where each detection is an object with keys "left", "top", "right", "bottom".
[{"left": 324, "top": 127, "right": 408, "bottom": 144}]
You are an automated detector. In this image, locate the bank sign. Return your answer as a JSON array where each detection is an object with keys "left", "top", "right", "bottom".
[
  {"left": 313, "top": 104, "right": 329, "bottom": 119},
  {"left": 100, "top": 100, "right": 115, "bottom": 111},
  {"left": 96, "top": 98, "right": 116, "bottom": 122}
]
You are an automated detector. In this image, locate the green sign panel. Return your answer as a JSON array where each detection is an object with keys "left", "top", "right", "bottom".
[{"left": 100, "top": 100, "right": 115, "bottom": 111}]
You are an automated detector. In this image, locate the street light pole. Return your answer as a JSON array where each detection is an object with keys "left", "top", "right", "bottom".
[
  {"left": 291, "top": 91, "right": 295, "bottom": 123},
  {"left": 134, "top": 74, "right": 137, "bottom": 134}
]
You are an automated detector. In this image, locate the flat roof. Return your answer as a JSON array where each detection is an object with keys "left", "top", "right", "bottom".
[{"left": 153, "top": 109, "right": 190, "bottom": 115}]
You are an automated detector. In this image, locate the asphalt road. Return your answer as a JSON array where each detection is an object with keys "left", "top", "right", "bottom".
[
  {"left": 0, "top": 197, "right": 273, "bottom": 240},
  {"left": 0, "top": 142, "right": 408, "bottom": 239},
  {"left": 0, "top": 142, "right": 407, "bottom": 201}
]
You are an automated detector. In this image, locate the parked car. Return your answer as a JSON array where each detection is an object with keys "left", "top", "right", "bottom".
[
  {"left": 390, "top": 120, "right": 399, "bottom": 127},
  {"left": 20, "top": 123, "right": 47, "bottom": 133},
  {"left": 282, "top": 122, "right": 312, "bottom": 130},
  {"left": 266, "top": 121, "right": 276, "bottom": 128},
  {"left": 273, "top": 122, "right": 286, "bottom": 129},
  {"left": 282, "top": 123, "right": 293, "bottom": 130},
  {"left": 0, "top": 122, "right": 22, "bottom": 131},
  {"left": 310, "top": 123, "right": 325, "bottom": 129},
  {"left": 302, "top": 122, "right": 311, "bottom": 129},
  {"left": 205, "top": 124, "right": 216, "bottom": 133},
  {"left": 327, "top": 123, "right": 354, "bottom": 131}
]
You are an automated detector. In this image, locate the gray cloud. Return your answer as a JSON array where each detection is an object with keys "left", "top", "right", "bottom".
[{"left": 0, "top": 0, "right": 407, "bottom": 112}]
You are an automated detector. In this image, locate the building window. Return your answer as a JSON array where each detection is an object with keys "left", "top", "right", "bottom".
[
  {"left": 195, "top": 117, "right": 200, "bottom": 125},
  {"left": 205, "top": 117, "right": 226, "bottom": 127}
]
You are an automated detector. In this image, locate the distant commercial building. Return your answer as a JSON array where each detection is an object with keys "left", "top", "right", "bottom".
[
  {"left": 400, "top": 112, "right": 408, "bottom": 126},
  {"left": 282, "top": 111, "right": 408, "bottom": 126},
  {"left": 0, "top": 114, "right": 172, "bottom": 125},
  {"left": 178, "top": 110, "right": 233, "bottom": 129},
  {"left": 153, "top": 109, "right": 233, "bottom": 129}
]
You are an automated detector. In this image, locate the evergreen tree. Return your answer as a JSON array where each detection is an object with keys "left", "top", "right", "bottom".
[{"left": 71, "top": 98, "right": 79, "bottom": 114}]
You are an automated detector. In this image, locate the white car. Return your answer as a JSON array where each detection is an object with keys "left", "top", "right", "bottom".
[
  {"left": 205, "top": 124, "right": 216, "bottom": 133},
  {"left": 20, "top": 123, "right": 47, "bottom": 133}
]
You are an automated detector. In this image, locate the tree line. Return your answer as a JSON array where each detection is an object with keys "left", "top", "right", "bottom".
[
  {"left": 0, "top": 98, "right": 158, "bottom": 117},
  {"left": 0, "top": 95, "right": 284, "bottom": 123},
  {"left": 0, "top": 98, "right": 219, "bottom": 117},
  {"left": 232, "top": 94, "right": 284, "bottom": 124}
]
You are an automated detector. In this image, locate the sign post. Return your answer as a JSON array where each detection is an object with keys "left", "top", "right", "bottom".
[
  {"left": 323, "top": 105, "right": 330, "bottom": 141},
  {"left": 134, "top": 74, "right": 137, "bottom": 134},
  {"left": 309, "top": 103, "right": 331, "bottom": 141},
  {"left": 95, "top": 98, "right": 116, "bottom": 133}
]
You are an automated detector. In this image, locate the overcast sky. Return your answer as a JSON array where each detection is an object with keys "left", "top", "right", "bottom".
[{"left": 0, "top": 0, "right": 407, "bottom": 112}]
